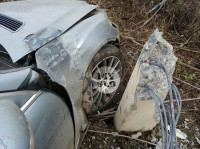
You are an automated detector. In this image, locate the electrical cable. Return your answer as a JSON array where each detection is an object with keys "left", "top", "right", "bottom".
[{"left": 143, "top": 57, "right": 182, "bottom": 149}]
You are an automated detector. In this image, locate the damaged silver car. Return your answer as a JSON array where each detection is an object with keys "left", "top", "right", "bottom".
[{"left": 0, "top": 0, "right": 124, "bottom": 148}]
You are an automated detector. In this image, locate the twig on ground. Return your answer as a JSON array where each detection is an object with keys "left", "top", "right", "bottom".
[
  {"left": 177, "top": 118, "right": 200, "bottom": 128},
  {"left": 171, "top": 108, "right": 199, "bottom": 113},
  {"left": 148, "top": 0, "right": 165, "bottom": 13},
  {"left": 173, "top": 77, "right": 200, "bottom": 91},
  {"left": 88, "top": 130, "right": 157, "bottom": 146},
  {"left": 136, "top": 0, "right": 167, "bottom": 30},
  {"left": 180, "top": 98, "right": 200, "bottom": 102},
  {"left": 181, "top": 109, "right": 199, "bottom": 113},
  {"left": 180, "top": 36, "right": 192, "bottom": 47},
  {"left": 78, "top": 122, "right": 91, "bottom": 148},
  {"left": 174, "top": 46, "right": 200, "bottom": 53},
  {"left": 89, "top": 108, "right": 116, "bottom": 121},
  {"left": 165, "top": 98, "right": 200, "bottom": 103},
  {"left": 120, "top": 33, "right": 143, "bottom": 46},
  {"left": 177, "top": 61, "right": 200, "bottom": 73},
  {"left": 89, "top": 114, "right": 115, "bottom": 121}
]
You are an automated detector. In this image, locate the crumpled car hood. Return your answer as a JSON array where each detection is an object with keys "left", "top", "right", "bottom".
[{"left": 0, "top": 0, "right": 97, "bottom": 62}]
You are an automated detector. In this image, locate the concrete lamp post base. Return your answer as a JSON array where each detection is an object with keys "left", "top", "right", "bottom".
[{"left": 114, "top": 29, "right": 177, "bottom": 132}]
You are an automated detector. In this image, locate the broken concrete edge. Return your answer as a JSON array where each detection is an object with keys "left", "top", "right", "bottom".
[{"left": 114, "top": 29, "right": 178, "bottom": 132}]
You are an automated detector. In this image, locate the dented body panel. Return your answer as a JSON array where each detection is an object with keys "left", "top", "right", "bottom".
[
  {"left": 0, "top": 0, "right": 119, "bottom": 148},
  {"left": 36, "top": 12, "right": 119, "bottom": 145}
]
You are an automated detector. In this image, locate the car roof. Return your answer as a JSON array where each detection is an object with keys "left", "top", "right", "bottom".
[{"left": 0, "top": 0, "right": 97, "bottom": 62}]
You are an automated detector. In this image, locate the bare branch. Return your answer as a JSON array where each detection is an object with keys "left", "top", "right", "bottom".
[
  {"left": 173, "top": 77, "right": 200, "bottom": 91},
  {"left": 136, "top": 0, "right": 167, "bottom": 30},
  {"left": 165, "top": 98, "right": 200, "bottom": 103},
  {"left": 177, "top": 61, "right": 200, "bottom": 73},
  {"left": 88, "top": 130, "right": 157, "bottom": 146}
]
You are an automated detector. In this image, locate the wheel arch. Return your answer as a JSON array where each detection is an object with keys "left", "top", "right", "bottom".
[{"left": 35, "top": 11, "right": 120, "bottom": 148}]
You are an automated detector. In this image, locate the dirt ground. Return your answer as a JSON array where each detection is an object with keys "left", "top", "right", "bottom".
[{"left": 81, "top": 0, "right": 200, "bottom": 149}]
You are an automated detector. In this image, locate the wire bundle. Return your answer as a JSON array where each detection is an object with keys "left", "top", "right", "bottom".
[{"left": 144, "top": 58, "right": 182, "bottom": 149}]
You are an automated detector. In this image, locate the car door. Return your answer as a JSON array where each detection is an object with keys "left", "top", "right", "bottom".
[{"left": 24, "top": 91, "right": 75, "bottom": 149}]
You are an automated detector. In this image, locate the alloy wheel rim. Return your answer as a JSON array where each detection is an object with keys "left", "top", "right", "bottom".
[{"left": 91, "top": 56, "right": 122, "bottom": 110}]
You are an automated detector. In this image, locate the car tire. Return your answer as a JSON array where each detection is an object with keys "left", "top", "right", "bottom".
[{"left": 85, "top": 44, "right": 124, "bottom": 113}]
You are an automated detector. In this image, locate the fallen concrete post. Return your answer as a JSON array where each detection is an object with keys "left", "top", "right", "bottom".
[{"left": 114, "top": 29, "right": 178, "bottom": 132}]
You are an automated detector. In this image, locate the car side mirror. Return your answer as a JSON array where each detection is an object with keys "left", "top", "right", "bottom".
[{"left": 0, "top": 100, "right": 34, "bottom": 149}]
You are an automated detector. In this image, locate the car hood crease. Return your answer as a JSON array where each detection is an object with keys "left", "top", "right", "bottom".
[{"left": 0, "top": 0, "right": 98, "bottom": 62}]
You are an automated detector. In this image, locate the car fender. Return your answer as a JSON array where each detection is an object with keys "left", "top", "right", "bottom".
[{"left": 35, "top": 11, "right": 119, "bottom": 147}]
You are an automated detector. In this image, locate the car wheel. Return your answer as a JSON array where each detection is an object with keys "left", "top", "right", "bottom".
[{"left": 86, "top": 44, "right": 124, "bottom": 113}]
